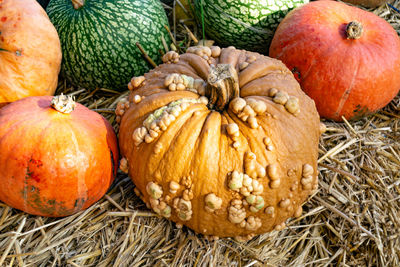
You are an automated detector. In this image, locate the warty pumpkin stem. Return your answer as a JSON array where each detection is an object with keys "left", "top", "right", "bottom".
[
  {"left": 346, "top": 21, "right": 363, "bottom": 39},
  {"left": 206, "top": 64, "right": 239, "bottom": 111},
  {"left": 71, "top": 0, "right": 85, "bottom": 9},
  {"left": 51, "top": 94, "right": 76, "bottom": 114}
]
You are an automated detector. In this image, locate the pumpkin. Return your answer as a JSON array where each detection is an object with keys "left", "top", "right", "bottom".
[
  {"left": 0, "top": 0, "right": 62, "bottom": 106},
  {"left": 0, "top": 95, "right": 119, "bottom": 217},
  {"left": 117, "top": 46, "right": 322, "bottom": 239},
  {"left": 269, "top": 1, "right": 400, "bottom": 121},
  {"left": 193, "top": 0, "right": 309, "bottom": 53},
  {"left": 46, "top": 0, "right": 172, "bottom": 91}
]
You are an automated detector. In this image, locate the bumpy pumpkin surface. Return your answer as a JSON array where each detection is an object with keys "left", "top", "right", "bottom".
[
  {"left": 269, "top": 1, "right": 400, "bottom": 121},
  {"left": 0, "top": 0, "right": 61, "bottom": 105},
  {"left": 0, "top": 95, "right": 119, "bottom": 217},
  {"left": 118, "top": 46, "right": 321, "bottom": 239}
]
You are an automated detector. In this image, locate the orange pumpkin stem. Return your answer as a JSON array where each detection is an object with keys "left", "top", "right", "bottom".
[
  {"left": 71, "top": 0, "right": 85, "bottom": 9},
  {"left": 346, "top": 21, "right": 363, "bottom": 39},
  {"left": 51, "top": 94, "right": 76, "bottom": 114},
  {"left": 206, "top": 64, "right": 239, "bottom": 111}
]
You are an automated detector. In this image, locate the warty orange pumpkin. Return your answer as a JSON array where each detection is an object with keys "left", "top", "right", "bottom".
[
  {"left": 269, "top": 0, "right": 400, "bottom": 121},
  {"left": 117, "top": 46, "right": 323, "bottom": 240},
  {"left": 0, "top": 95, "right": 119, "bottom": 217},
  {"left": 0, "top": 0, "right": 62, "bottom": 106}
]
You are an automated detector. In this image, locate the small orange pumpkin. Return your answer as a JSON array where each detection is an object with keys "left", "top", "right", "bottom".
[
  {"left": 118, "top": 46, "right": 322, "bottom": 239},
  {"left": 0, "top": 95, "right": 119, "bottom": 217},
  {"left": 0, "top": 0, "right": 62, "bottom": 105}
]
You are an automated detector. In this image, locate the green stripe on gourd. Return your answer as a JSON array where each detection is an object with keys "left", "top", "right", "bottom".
[
  {"left": 194, "top": 0, "right": 308, "bottom": 53},
  {"left": 47, "top": 0, "right": 171, "bottom": 91}
]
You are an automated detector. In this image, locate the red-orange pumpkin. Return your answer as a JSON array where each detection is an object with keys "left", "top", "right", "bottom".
[
  {"left": 269, "top": 0, "right": 400, "bottom": 121},
  {"left": 0, "top": 95, "right": 119, "bottom": 217},
  {"left": 0, "top": 0, "right": 62, "bottom": 105}
]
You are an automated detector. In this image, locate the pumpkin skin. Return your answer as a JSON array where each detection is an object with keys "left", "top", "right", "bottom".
[
  {"left": 0, "top": 0, "right": 62, "bottom": 105},
  {"left": 118, "top": 46, "right": 321, "bottom": 239},
  {"left": 269, "top": 1, "right": 400, "bottom": 121},
  {"left": 0, "top": 96, "right": 119, "bottom": 217}
]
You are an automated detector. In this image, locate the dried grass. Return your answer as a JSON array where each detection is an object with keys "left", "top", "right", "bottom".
[{"left": 1, "top": 1, "right": 400, "bottom": 266}]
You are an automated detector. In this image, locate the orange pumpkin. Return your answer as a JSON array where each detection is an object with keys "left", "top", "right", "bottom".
[
  {"left": 0, "top": 95, "right": 119, "bottom": 217},
  {"left": 0, "top": 0, "right": 62, "bottom": 105},
  {"left": 269, "top": 1, "right": 400, "bottom": 121},
  {"left": 117, "top": 46, "right": 322, "bottom": 239}
]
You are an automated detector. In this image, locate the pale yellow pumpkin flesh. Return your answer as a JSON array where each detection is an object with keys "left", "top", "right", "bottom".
[{"left": 118, "top": 46, "right": 321, "bottom": 240}]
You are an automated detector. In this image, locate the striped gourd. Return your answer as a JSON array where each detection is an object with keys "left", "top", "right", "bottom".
[
  {"left": 47, "top": 0, "right": 171, "bottom": 90},
  {"left": 194, "top": 0, "right": 308, "bottom": 53}
]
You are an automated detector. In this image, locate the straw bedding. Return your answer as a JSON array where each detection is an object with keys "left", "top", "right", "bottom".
[{"left": 0, "top": 1, "right": 399, "bottom": 266}]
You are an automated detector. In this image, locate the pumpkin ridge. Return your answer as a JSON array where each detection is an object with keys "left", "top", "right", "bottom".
[
  {"left": 221, "top": 111, "right": 249, "bottom": 162},
  {"left": 188, "top": 111, "right": 222, "bottom": 232},
  {"left": 238, "top": 57, "right": 289, "bottom": 88},
  {"left": 334, "top": 59, "right": 360, "bottom": 118},
  {"left": 226, "top": 109, "right": 268, "bottom": 166},
  {"left": 148, "top": 105, "right": 209, "bottom": 181},
  {"left": 126, "top": 103, "right": 207, "bottom": 186},
  {"left": 154, "top": 58, "right": 205, "bottom": 79},
  {"left": 182, "top": 54, "right": 211, "bottom": 80},
  {"left": 128, "top": 92, "right": 199, "bottom": 123},
  {"left": 218, "top": 47, "right": 243, "bottom": 68},
  {"left": 240, "top": 73, "right": 297, "bottom": 97},
  {"left": 298, "top": 40, "right": 338, "bottom": 83}
]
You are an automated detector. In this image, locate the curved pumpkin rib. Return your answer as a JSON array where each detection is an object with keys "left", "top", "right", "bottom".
[
  {"left": 334, "top": 57, "right": 361, "bottom": 118},
  {"left": 179, "top": 53, "right": 211, "bottom": 80},
  {"left": 240, "top": 72, "right": 302, "bottom": 98},
  {"left": 148, "top": 106, "right": 210, "bottom": 183},
  {"left": 226, "top": 109, "right": 269, "bottom": 167},
  {"left": 67, "top": 116, "right": 116, "bottom": 208},
  {"left": 125, "top": 91, "right": 199, "bottom": 126},
  {"left": 189, "top": 111, "right": 223, "bottom": 232},
  {"left": 220, "top": 112, "right": 248, "bottom": 173},
  {"left": 130, "top": 104, "right": 209, "bottom": 192},
  {"left": 148, "top": 62, "right": 203, "bottom": 82},
  {"left": 162, "top": 58, "right": 206, "bottom": 80},
  {"left": 54, "top": 121, "right": 89, "bottom": 213},
  {"left": 218, "top": 47, "right": 244, "bottom": 68},
  {"left": 239, "top": 57, "right": 290, "bottom": 88},
  {"left": 223, "top": 109, "right": 282, "bottom": 233}
]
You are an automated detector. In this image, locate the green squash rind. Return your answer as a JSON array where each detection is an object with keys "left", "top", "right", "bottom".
[
  {"left": 194, "top": 0, "right": 309, "bottom": 53},
  {"left": 47, "top": 0, "right": 171, "bottom": 90}
]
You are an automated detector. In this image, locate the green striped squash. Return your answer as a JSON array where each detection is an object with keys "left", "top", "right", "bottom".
[
  {"left": 47, "top": 0, "right": 171, "bottom": 90},
  {"left": 194, "top": 0, "right": 308, "bottom": 53}
]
